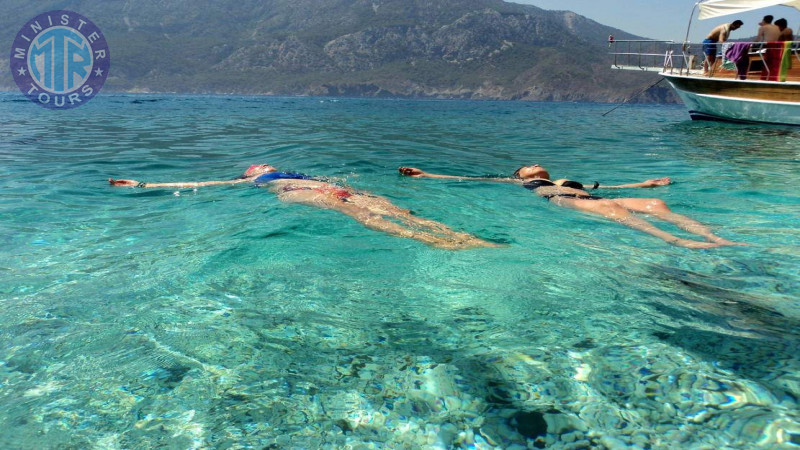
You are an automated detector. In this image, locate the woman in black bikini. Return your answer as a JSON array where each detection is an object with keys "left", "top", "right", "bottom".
[
  {"left": 399, "top": 164, "right": 743, "bottom": 249},
  {"left": 109, "top": 164, "right": 499, "bottom": 250}
]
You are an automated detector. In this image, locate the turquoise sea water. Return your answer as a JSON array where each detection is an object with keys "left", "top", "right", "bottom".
[{"left": 0, "top": 93, "right": 798, "bottom": 448}]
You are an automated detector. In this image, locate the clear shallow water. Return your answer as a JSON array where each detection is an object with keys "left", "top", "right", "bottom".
[{"left": 0, "top": 93, "right": 798, "bottom": 448}]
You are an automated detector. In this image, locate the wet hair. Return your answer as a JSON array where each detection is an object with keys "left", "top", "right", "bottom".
[
  {"left": 775, "top": 18, "right": 788, "bottom": 28},
  {"left": 763, "top": 15, "right": 774, "bottom": 24},
  {"left": 732, "top": 20, "right": 744, "bottom": 27}
]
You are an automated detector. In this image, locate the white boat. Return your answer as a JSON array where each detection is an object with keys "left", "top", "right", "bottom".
[{"left": 610, "top": 0, "right": 800, "bottom": 125}]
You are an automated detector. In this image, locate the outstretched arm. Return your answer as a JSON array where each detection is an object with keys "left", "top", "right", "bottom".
[
  {"left": 108, "top": 178, "right": 252, "bottom": 188},
  {"left": 598, "top": 177, "right": 671, "bottom": 189},
  {"left": 398, "top": 167, "right": 520, "bottom": 184}
]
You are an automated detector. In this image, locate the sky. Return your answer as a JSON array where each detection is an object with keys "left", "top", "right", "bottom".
[{"left": 514, "top": 0, "right": 800, "bottom": 43}]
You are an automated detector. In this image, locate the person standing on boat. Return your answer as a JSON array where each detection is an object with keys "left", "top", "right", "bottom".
[
  {"left": 775, "top": 18, "right": 794, "bottom": 41},
  {"left": 702, "top": 20, "right": 743, "bottom": 75},
  {"left": 761, "top": 18, "right": 794, "bottom": 80},
  {"left": 756, "top": 15, "right": 780, "bottom": 42}
]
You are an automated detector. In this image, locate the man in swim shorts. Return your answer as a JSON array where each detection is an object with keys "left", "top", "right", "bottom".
[{"left": 703, "top": 20, "right": 743, "bottom": 75}]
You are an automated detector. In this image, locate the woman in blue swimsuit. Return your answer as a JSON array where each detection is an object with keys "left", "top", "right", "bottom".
[
  {"left": 399, "top": 164, "right": 743, "bottom": 249},
  {"left": 109, "top": 164, "right": 498, "bottom": 250}
]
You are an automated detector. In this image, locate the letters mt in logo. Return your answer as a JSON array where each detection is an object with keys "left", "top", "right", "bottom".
[{"left": 10, "top": 10, "right": 110, "bottom": 110}]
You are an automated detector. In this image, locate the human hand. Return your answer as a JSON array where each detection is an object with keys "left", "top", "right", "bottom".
[
  {"left": 646, "top": 177, "right": 671, "bottom": 187},
  {"left": 398, "top": 167, "right": 426, "bottom": 177},
  {"left": 108, "top": 178, "right": 139, "bottom": 186}
]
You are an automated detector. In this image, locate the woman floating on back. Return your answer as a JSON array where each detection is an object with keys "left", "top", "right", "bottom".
[
  {"left": 399, "top": 164, "right": 745, "bottom": 249},
  {"left": 110, "top": 164, "right": 499, "bottom": 250}
]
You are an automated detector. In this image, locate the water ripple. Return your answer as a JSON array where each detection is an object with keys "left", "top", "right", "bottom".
[{"left": 0, "top": 93, "right": 797, "bottom": 447}]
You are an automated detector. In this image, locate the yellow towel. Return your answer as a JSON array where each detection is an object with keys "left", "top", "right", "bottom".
[{"left": 779, "top": 41, "right": 793, "bottom": 81}]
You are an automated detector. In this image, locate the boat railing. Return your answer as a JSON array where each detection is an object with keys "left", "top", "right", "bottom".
[
  {"left": 608, "top": 39, "right": 685, "bottom": 73},
  {"left": 609, "top": 37, "right": 800, "bottom": 82}
]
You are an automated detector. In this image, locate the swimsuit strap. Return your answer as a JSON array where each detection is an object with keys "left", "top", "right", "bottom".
[{"left": 543, "top": 193, "right": 603, "bottom": 200}]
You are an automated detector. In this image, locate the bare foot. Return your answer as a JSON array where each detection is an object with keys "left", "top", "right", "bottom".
[
  {"left": 710, "top": 237, "right": 749, "bottom": 246},
  {"left": 431, "top": 237, "right": 506, "bottom": 250},
  {"left": 460, "top": 237, "right": 507, "bottom": 249},
  {"left": 469, "top": 239, "right": 506, "bottom": 249},
  {"left": 673, "top": 239, "right": 725, "bottom": 249},
  {"left": 646, "top": 177, "right": 671, "bottom": 187}
]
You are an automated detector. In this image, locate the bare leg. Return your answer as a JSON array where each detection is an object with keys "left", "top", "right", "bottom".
[
  {"left": 553, "top": 197, "right": 724, "bottom": 249},
  {"left": 347, "top": 192, "right": 501, "bottom": 247},
  {"left": 277, "top": 189, "right": 497, "bottom": 249},
  {"left": 348, "top": 195, "right": 453, "bottom": 234},
  {"left": 611, "top": 198, "right": 744, "bottom": 246},
  {"left": 338, "top": 204, "right": 496, "bottom": 249},
  {"left": 394, "top": 212, "right": 460, "bottom": 234},
  {"left": 704, "top": 54, "right": 716, "bottom": 75},
  {"left": 347, "top": 194, "right": 411, "bottom": 216}
]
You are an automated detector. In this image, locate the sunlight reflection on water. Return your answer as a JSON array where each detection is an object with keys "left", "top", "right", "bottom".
[{"left": 0, "top": 94, "right": 798, "bottom": 447}]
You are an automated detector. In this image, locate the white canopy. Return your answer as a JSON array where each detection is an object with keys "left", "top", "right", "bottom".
[{"left": 698, "top": 0, "right": 800, "bottom": 20}]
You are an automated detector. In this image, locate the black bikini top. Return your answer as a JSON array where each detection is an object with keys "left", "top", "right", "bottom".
[
  {"left": 522, "top": 179, "right": 555, "bottom": 191},
  {"left": 560, "top": 180, "right": 586, "bottom": 190},
  {"left": 522, "top": 179, "right": 586, "bottom": 191}
]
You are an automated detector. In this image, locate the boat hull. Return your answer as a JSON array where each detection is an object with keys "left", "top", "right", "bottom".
[{"left": 662, "top": 74, "right": 800, "bottom": 125}]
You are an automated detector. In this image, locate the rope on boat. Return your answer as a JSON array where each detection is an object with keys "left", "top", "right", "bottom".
[{"left": 601, "top": 78, "right": 666, "bottom": 117}]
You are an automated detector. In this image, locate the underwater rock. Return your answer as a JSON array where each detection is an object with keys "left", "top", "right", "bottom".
[{"left": 511, "top": 410, "right": 549, "bottom": 439}]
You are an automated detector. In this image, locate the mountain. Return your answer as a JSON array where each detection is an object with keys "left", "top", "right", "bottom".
[{"left": 1, "top": 0, "right": 674, "bottom": 102}]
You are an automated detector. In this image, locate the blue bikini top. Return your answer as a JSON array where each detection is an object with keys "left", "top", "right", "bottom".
[{"left": 254, "top": 172, "right": 311, "bottom": 185}]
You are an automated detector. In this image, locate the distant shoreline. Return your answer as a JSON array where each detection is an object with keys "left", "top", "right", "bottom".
[{"left": 0, "top": 88, "right": 678, "bottom": 105}]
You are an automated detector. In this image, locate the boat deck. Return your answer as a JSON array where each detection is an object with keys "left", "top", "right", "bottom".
[
  {"left": 610, "top": 39, "right": 800, "bottom": 84},
  {"left": 684, "top": 50, "right": 800, "bottom": 83}
]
